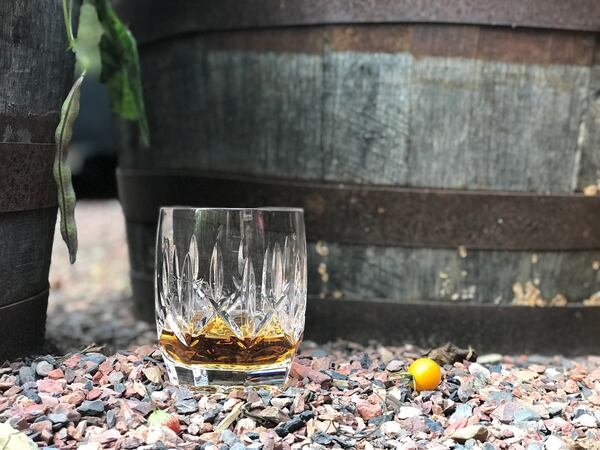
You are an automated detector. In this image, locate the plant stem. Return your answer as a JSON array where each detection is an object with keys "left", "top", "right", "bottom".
[
  {"left": 62, "top": 0, "right": 76, "bottom": 49},
  {"left": 1, "top": 433, "right": 12, "bottom": 450}
]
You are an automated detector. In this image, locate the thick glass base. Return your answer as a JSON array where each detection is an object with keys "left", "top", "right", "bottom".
[{"left": 161, "top": 350, "right": 293, "bottom": 388}]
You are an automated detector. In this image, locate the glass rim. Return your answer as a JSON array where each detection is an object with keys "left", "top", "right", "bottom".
[{"left": 159, "top": 206, "right": 304, "bottom": 213}]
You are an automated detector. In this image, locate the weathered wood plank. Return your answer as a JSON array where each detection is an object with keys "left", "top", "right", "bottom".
[
  {"left": 127, "top": 220, "right": 600, "bottom": 306},
  {"left": 0, "top": 291, "right": 48, "bottom": 359},
  {"left": 322, "top": 53, "right": 591, "bottom": 191},
  {"left": 116, "top": 0, "right": 600, "bottom": 45},
  {"left": 204, "top": 51, "right": 324, "bottom": 179},
  {"left": 408, "top": 60, "right": 591, "bottom": 192},
  {"left": 122, "top": 38, "right": 324, "bottom": 181},
  {"left": 119, "top": 24, "right": 600, "bottom": 321},
  {"left": 126, "top": 222, "right": 156, "bottom": 276},
  {"left": 0, "top": 0, "right": 72, "bottom": 356},
  {"left": 321, "top": 52, "right": 411, "bottom": 184},
  {"left": 0, "top": 208, "right": 57, "bottom": 307},
  {"left": 307, "top": 243, "right": 600, "bottom": 304},
  {"left": 576, "top": 57, "right": 600, "bottom": 190},
  {"left": 131, "top": 26, "right": 595, "bottom": 193},
  {"left": 0, "top": 0, "right": 71, "bottom": 308},
  {"left": 0, "top": 0, "right": 73, "bottom": 143}
]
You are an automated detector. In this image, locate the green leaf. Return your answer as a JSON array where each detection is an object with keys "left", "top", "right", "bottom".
[
  {"left": 74, "top": 0, "right": 103, "bottom": 76},
  {"left": 0, "top": 416, "right": 38, "bottom": 449},
  {"left": 54, "top": 73, "right": 85, "bottom": 264},
  {"left": 147, "top": 409, "right": 173, "bottom": 428},
  {"left": 94, "top": 0, "right": 150, "bottom": 146}
]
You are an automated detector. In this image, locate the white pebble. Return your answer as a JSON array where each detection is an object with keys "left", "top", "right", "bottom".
[
  {"left": 398, "top": 406, "right": 421, "bottom": 419},
  {"left": 381, "top": 420, "right": 403, "bottom": 436},
  {"left": 468, "top": 363, "right": 491, "bottom": 378},
  {"left": 574, "top": 414, "right": 597, "bottom": 428},
  {"left": 545, "top": 435, "right": 567, "bottom": 450}
]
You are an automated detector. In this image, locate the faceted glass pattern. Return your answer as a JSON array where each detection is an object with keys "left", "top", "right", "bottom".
[{"left": 156, "top": 207, "right": 306, "bottom": 387}]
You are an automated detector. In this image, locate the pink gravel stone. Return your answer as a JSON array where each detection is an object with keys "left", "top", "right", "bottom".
[
  {"left": 60, "top": 391, "right": 86, "bottom": 406},
  {"left": 87, "top": 388, "right": 103, "bottom": 400},
  {"left": 290, "top": 361, "right": 331, "bottom": 385},
  {"left": 31, "top": 420, "right": 53, "bottom": 434},
  {"left": 39, "top": 392, "right": 60, "bottom": 406},
  {"left": 48, "top": 368, "right": 65, "bottom": 379},
  {"left": 356, "top": 400, "right": 382, "bottom": 420},
  {"left": 564, "top": 379, "right": 579, "bottom": 394},
  {"left": 37, "top": 379, "right": 66, "bottom": 394},
  {"left": 63, "top": 355, "right": 82, "bottom": 369},
  {"left": 23, "top": 403, "right": 48, "bottom": 420}
]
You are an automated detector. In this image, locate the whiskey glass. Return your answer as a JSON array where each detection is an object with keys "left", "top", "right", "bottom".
[{"left": 156, "top": 207, "right": 306, "bottom": 387}]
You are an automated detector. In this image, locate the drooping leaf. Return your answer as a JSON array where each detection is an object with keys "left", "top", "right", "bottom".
[
  {"left": 54, "top": 73, "right": 85, "bottom": 264},
  {"left": 147, "top": 409, "right": 171, "bottom": 428},
  {"left": 74, "top": 0, "right": 103, "bottom": 76},
  {"left": 0, "top": 417, "right": 38, "bottom": 449},
  {"left": 147, "top": 409, "right": 181, "bottom": 433},
  {"left": 94, "top": 0, "right": 150, "bottom": 145}
]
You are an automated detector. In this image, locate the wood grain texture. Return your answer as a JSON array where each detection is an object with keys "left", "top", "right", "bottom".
[
  {"left": 126, "top": 221, "right": 600, "bottom": 305},
  {"left": 125, "top": 222, "right": 156, "bottom": 276},
  {"left": 118, "top": 24, "right": 600, "bottom": 313},
  {"left": 576, "top": 57, "right": 600, "bottom": 189},
  {"left": 307, "top": 243, "right": 600, "bottom": 304},
  {"left": 115, "top": 0, "right": 600, "bottom": 46},
  {"left": 0, "top": 0, "right": 73, "bottom": 143},
  {"left": 0, "top": 0, "right": 73, "bottom": 354},
  {"left": 0, "top": 208, "right": 57, "bottom": 307},
  {"left": 0, "top": 291, "right": 48, "bottom": 359},
  {"left": 129, "top": 26, "right": 598, "bottom": 192},
  {"left": 0, "top": 143, "right": 57, "bottom": 212}
]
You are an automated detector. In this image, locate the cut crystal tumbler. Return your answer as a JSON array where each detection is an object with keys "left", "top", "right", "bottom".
[{"left": 156, "top": 207, "right": 306, "bottom": 387}]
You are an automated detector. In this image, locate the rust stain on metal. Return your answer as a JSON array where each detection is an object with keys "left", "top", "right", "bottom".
[
  {"left": 173, "top": 25, "right": 595, "bottom": 66},
  {"left": 116, "top": 0, "right": 600, "bottom": 47},
  {"left": 328, "top": 25, "right": 595, "bottom": 66},
  {"left": 118, "top": 170, "right": 600, "bottom": 251}
]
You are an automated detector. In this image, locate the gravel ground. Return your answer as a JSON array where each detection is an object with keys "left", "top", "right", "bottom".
[
  {"left": 1, "top": 342, "right": 600, "bottom": 449},
  {"left": 1, "top": 201, "right": 598, "bottom": 449},
  {"left": 47, "top": 200, "right": 154, "bottom": 353}
]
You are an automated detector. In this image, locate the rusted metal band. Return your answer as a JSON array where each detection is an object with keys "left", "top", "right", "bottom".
[
  {"left": 117, "top": 169, "right": 600, "bottom": 251},
  {"left": 115, "top": 0, "right": 600, "bottom": 46},
  {"left": 185, "top": 26, "right": 595, "bottom": 66},
  {"left": 0, "top": 143, "right": 57, "bottom": 212}
]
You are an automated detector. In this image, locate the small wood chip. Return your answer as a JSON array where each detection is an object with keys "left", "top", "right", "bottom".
[
  {"left": 142, "top": 366, "right": 162, "bottom": 384},
  {"left": 214, "top": 401, "right": 245, "bottom": 433}
]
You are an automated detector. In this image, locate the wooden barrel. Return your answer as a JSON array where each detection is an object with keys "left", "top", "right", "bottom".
[
  {"left": 116, "top": 0, "right": 600, "bottom": 354},
  {"left": 0, "top": 0, "right": 73, "bottom": 358}
]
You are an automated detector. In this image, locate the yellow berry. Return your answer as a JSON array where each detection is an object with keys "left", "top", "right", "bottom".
[{"left": 408, "top": 358, "right": 442, "bottom": 391}]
